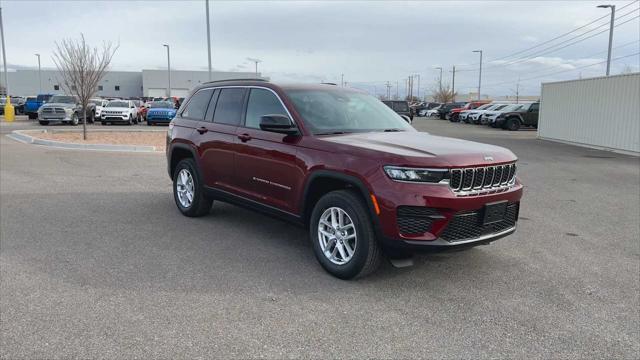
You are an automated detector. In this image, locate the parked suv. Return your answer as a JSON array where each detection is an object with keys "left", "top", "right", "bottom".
[
  {"left": 166, "top": 80, "right": 523, "bottom": 279},
  {"left": 437, "top": 102, "right": 466, "bottom": 120},
  {"left": 382, "top": 100, "right": 413, "bottom": 122},
  {"left": 493, "top": 102, "right": 539, "bottom": 130},
  {"left": 448, "top": 101, "right": 491, "bottom": 122}
]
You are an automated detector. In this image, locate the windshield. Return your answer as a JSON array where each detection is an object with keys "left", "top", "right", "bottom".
[
  {"left": 49, "top": 95, "right": 76, "bottom": 104},
  {"left": 493, "top": 104, "right": 509, "bottom": 111},
  {"left": 106, "top": 101, "right": 128, "bottom": 108},
  {"left": 476, "top": 104, "right": 492, "bottom": 110},
  {"left": 149, "top": 101, "right": 173, "bottom": 108},
  {"left": 90, "top": 99, "right": 103, "bottom": 106},
  {"left": 285, "top": 89, "right": 414, "bottom": 134},
  {"left": 502, "top": 104, "right": 522, "bottom": 112}
]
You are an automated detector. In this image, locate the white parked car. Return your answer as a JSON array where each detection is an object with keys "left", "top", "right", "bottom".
[
  {"left": 100, "top": 100, "right": 140, "bottom": 125},
  {"left": 422, "top": 106, "right": 442, "bottom": 117},
  {"left": 467, "top": 104, "right": 508, "bottom": 124},
  {"left": 90, "top": 98, "right": 108, "bottom": 118},
  {"left": 460, "top": 103, "right": 492, "bottom": 122}
]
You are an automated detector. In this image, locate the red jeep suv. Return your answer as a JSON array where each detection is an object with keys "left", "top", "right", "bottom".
[{"left": 166, "top": 79, "right": 523, "bottom": 279}]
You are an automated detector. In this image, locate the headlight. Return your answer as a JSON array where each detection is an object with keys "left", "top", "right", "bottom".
[
  {"left": 65, "top": 108, "right": 73, "bottom": 115},
  {"left": 384, "top": 166, "right": 447, "bottom": 183}
]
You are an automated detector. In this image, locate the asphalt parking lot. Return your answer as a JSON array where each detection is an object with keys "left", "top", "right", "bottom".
[{"left": 1, "top": 119, "right": 638, "bottom": 358}]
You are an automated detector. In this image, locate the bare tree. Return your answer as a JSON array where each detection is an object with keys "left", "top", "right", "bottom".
[
  {"left": 52, "top": 34, "right": 118, "bottom": 140},
  {"left": 430, "top": 82, "right": 457, "bottom": 103}
]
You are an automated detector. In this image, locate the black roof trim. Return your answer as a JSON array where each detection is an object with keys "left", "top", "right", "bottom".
[{"left": 203, "top": 78, "right": 267, "bottom": 84}]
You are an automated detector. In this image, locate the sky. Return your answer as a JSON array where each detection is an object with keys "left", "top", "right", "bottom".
[{"left": 1, "top": 0, "right": 639, "bottom": 98}]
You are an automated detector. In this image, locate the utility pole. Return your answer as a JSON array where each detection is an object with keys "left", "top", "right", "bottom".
[
  {"left": 435, "top": 67, "right": 443, "bottom": 93},
  {"left": 247, "top": 58, "right": 261, "bottom": 76},
  {"left": 205, "top": 0, "right": 212, "bottom": 81},
  {"left": 516, "top": 77, "right": 520, "bottom": 103},
  {"left": 0, "top": 5, "right": 8, "bottom": 96},
  {"left": 473, "top": 50, "right": 483, "bottom": 100},
  {"left": 35, "top": 53, "right": 41, "bottom": 94},
  {"left": 597, "top": 4, "right": 615, "bottom": 76},
  {"left": 396, "top": 80, "right": 399, "bottom": 99},
  {"left": 451, "top": 65, "right": 456, "bottom": 102},
  {"left": 385, "top": 81, "right": 392, "bottom": 100},
  {"left": 416, "top": 74, "right": 420, "bottom": 100},
  {"left": 341, "top": 73, "right": 344, "bottom": 87},
  {"left": 163, "top": 44, "right": 171, "bottom": 98}
]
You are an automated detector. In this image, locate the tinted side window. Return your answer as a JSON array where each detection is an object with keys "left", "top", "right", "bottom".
[
  {"left": 213, "top": 88, "right": 247, "bottom": 125},
  {"left": 244, "top": 89, "right": 288, "bottom": 129},
  {"left": 182, "top": 89, "right": 214, "bottom": 120},
  {"left": 530, "top": 103, "right": 539, "bottom": 112},
  {"left": 394, "top": 102, "right": 409, "bottom": 112}
]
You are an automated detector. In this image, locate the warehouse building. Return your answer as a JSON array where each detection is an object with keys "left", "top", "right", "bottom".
[{"left": 5, "top": 69, "right": 264, "bottom": 98}]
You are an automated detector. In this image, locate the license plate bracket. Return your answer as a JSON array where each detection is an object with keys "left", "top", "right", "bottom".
[{"left": 482, "top": 201, "right": 508, "bottom": 225}]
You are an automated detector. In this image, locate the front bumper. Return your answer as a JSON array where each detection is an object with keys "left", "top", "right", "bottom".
[
  {"left": 38, "top": 114, "right": 73, "bottom": 122},
  {"left": 147, "top": 116, "right": 173, "bottom": 123},
  {"left": 101, "top": 114, "right": 130, "bottom": 121},
  {"left": 371, "top": 173, "right": 523, "bottom": 251}
]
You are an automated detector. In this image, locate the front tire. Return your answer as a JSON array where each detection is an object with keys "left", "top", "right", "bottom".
[
  {"left": 39, "top": 120, "right": 49, "bottom": 126},
  {"left": 70, "top": 113, "right": 79, "bottom": 126},
  {"left": 505, "top": 118, "right": 521, "bottom": 131},
  {"left": 172, "top": 158, "right": 212, "bottom": 217},
  {"left": 309, "top": 190, "right": 382, "bottom": 279}
]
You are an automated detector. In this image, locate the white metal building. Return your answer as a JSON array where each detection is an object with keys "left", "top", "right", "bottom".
[
  {"left": 538, "top": 73, "right": 640, "bottom": 155},
  {"left": 4, "top": 69, "right": 264, "bottom": 98}
]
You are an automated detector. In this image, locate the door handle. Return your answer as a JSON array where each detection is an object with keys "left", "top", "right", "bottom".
[
  {"left": 237, "top": 133, "right": 252, "bottom": 142},
  {"left": 196, "top": 126, "right": 208, "bottom": 134}
]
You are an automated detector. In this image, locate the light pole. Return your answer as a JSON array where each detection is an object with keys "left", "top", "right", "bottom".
[
  {"left": 434, "top": 67, "right": 443, "bottom": 92},
  {"left": 451, "top": 65, "right": 456, "bottom": 102},
  {"left": 597, "top": 4, "right": 615, "bottom": 76},
  {"left": 163, "top": 44, "right": 171, "bottom": 98},
  {"left": 35, "top": 53, "right": 41, "bottom": 93},
  {"left": 0, "top": 5, "right": 8, "bottom": 96},
  {"left": 205, "top": 0, "right": 212, "bottom": 81},
  {"left": 247, "top": 57, "right": 261, "bottom": 76},
  {"left": 472, "top": 50, "right": 483, "bottom": 100}
]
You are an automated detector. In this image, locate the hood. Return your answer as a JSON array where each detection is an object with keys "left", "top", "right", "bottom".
[
  {"left": 319, "top": 131, "right": 517, "bottom": 167},
  {"left": 41, "top": 102, "right": 75, "bottom": 109},
  {"left": 148, "top": 108, "right": 176, "bottom": 114}
]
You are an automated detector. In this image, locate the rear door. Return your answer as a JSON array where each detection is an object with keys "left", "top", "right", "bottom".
[
  {"left": 234, "top": 88, "right": 303, "bottom": 214},
  {"left": 197, "top": 88, "right": 247, "bottom": 191}
]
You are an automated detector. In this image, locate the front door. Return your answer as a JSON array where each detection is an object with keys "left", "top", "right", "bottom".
[{"left": 234, "top": 88, "right": 304, "bottom": 214}]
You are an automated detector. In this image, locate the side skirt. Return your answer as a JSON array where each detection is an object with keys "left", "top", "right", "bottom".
[{"left": 204, "top": 186, "right": 304, "bottom": 226}]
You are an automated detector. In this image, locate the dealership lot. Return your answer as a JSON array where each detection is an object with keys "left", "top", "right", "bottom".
[{"left": 1, "top": 120, "right": 638, "bottom": 358}]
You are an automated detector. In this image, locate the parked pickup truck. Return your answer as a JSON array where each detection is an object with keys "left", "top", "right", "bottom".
[
  {"left": 37, "top": 95, "right": 96, "bottom": 126},
  {"left": 24, "top": 94, "right": 53, "bottom": 119}
]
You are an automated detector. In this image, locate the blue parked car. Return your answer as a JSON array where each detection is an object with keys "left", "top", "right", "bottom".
[{"left": 146, "top": 101, "right": 176, "bottom": 126}]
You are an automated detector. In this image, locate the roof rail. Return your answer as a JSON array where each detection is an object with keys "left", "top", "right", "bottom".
[{"left": 203, "top": 78, "right": 267, "bottom": 84}]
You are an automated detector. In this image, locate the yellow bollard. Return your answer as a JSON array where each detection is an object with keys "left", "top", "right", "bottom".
[{"left": 3, "top": 96, "right": 15, "bottom": 122}]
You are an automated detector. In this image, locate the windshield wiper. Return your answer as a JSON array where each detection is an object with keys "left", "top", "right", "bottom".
[
  {"left": 383, "top": 128, "right": 404, "bottom": 132},
  {"left": 315, "top": 131, "right": 350, "bottom": 135}
]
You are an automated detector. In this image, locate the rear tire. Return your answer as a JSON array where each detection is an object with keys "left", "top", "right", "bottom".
[
  {"left": 172, "top": 158, "right": 212, "bottom": 217},
  {"left": 39, "top": 120, "right": 49, "bottom": 126},
  {"left": 309, "top": 189, "right": 382, "bottom": 279}
]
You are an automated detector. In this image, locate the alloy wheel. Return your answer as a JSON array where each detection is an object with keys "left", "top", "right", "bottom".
[
  {"left": 318, "top": 207, "right": 357, "bottom": 265},
  {"left": 176, "top": 169, "right": 195, "bottom": 208}
]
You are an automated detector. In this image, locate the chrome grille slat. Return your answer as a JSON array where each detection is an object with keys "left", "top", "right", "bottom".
[{"left": 449, "top": 162, "right": 517, "bottom": 196}]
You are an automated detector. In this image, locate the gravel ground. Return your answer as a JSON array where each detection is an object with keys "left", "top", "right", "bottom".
[
  {"left": 33, "top": 131, "right": 167, "bottom": 150},
  {"left": 1, "top": 119, "right": 638, "bottom": 359}
]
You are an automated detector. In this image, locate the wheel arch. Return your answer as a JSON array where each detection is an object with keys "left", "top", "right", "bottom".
[
  {"left": 302, "top": 170, "right": 380, "bottom": 231},
  {"left": 168, "top": 143, "right": 198, "bottom": 179}
]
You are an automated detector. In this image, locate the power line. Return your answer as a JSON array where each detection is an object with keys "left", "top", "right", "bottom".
[
  {"left": 459, "top": 0, "right": 639, "bottom": 69},
  {"left": 477, "top": 9, "right": 639, "bottom": 71},
  {"left": 482, "top": 51, "right": 639, "bottom": 88}
]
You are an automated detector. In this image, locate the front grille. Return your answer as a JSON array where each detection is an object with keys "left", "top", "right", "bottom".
[
  {"left": 440, "top": 203, "right": 519, "bottom": 242},
  {"left": 397, "top": 206, "right": 441, "bottom": 235},
  {"left": 42, "top": 107, "right": 65, "bottom": 114},
  {"left": 449, "top": 163, "right": 516, "bottom": 195}
]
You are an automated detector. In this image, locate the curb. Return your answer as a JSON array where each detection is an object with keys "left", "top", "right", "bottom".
[{"left": 6, "top": 130, "right": 160, "bottom": 153}]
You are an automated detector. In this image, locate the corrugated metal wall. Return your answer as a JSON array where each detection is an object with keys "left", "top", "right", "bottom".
[{"left": 538, "top": 73, "right": 640, "bottom": 154}]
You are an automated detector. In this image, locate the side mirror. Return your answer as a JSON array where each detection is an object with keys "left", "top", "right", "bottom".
[{"left": 259, "top": 114, "right": 298, "bottom": 135}]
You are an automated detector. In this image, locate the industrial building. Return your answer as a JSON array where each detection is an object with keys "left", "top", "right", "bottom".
[
  {"left": 538, "top": 73, "right": 639, "bottom": 155},
  {"left": 4, "top": 69, "right": 265, "bottom": 98}
]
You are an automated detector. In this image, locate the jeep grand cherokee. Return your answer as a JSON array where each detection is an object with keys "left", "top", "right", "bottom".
[{"left": 166, "top": 80, "right": 523, "bottom": 279}]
